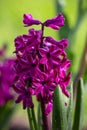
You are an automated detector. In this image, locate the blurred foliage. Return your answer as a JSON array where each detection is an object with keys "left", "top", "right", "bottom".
[
  {"left": 0, "top": 102, "right": 15, "bottom": 130},
  {"left": 0, "top": 0, "right": 87, "bottom": 129},
  {"left": 55, "top": 0, "right": 87, "bottom": 129},
  {"left": 55, "top": 0, "right": 87, "bottom": 75}
]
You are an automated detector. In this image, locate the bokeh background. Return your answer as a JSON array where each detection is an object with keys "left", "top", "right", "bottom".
[{"left": 0, "top": 0, "right": 87, "bottom": 130}]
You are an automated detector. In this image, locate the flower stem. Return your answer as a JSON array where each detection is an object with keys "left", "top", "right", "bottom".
[
  {"left": 31, "top": 107, "right": 38, "bottom": 130},
  {"left": 27, "top": 107, "right": 34, "bottom": 130},
  {"left": 40, "top": 96, "right": 50, "bottom": 130},
  {"left": 40, "top": 24, "right": 44, "bottom": 47}
]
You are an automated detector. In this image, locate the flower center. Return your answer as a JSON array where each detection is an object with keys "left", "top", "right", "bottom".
[
  {"left": 42, "top": 81, "right": 47, "bottom": 85},
  {"left": 47, "top": 52, "right": 50, "bottom": 58},
  {"left": 32, "top": 63, "right": 36, "bottom": 68}
]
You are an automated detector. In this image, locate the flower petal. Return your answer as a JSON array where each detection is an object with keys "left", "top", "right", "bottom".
[{"left": 23, "top": 14, "right": 41, "bottom": 26}]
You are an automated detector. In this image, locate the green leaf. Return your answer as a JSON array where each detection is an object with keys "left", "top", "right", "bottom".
[
  {"left": 55, "top": 0, "right": 65, "bottom": 13},
  {"left": 52, "top": 86, "right": 67, "bottom": 130},
  {"left": 31, "top": 107, "right": 38, "bottom": 130},
  {"left": 37, "top": 103, "right": 42, "bottom": 130},
  {"left": 0, "top": 103, "right": 15, "bottom": 130},
  {"left": 78, "top": 0, "right": 83, "bottom": 14},
  {"left": 72, "top": 78, "right": 84, "bottom": 130},
  {"left": 67, "top": 83, "right": 73, "bottom": 130},
  {"left": 27, "top": 107, "right": 38, "bottom": 130}
]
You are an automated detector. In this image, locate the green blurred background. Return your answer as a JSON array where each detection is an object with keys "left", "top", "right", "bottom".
[{"left": 0, "top": 0, "right": 87, "bottom": 129}]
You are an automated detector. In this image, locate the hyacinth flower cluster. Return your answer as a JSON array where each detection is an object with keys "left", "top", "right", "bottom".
[
  {"left": 0, "top": 50, "right": 15, "bottom": 106},
  {"left": 13, "top": 13, "right": 71, "bottom": 115}
]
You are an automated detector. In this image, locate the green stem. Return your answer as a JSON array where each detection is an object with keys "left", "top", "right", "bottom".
[
  {"left": 31, "top": 107, "right": 38, "bottom": 130},
  {"left": 40, "top": 24, "right": 44, "bottom": 47},
  {"left": 27, "top": 107, "right": 34, "bottom": 130}
]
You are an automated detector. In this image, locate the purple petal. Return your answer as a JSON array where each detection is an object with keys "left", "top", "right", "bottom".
[
  {"left": 40, "top": 58, "right": 47, "bottom": 64},
  {"left": 48, "top": 24, "right": 60, "bottom": 30},
  {"left": 23, "top": 98, "right": 27, "bottom": 109},
  {"left": 45, "top": 37, "right": 68, "bottom": 49},
  {"left": 45, "top": 103, "right": 53, "bottom": 115},
  {"left": 44, "top": 13, "right": 65, "bottom": 30},
  {"left": 23, "top": 14, "right": 41, "bottom": 26},
  {"left": 39, "top": 48, "right": 48, "bottom": 57},
  {"left": 35, "top": 86, "right": 42, "bottom": 95},
  {"left": 61, "top": 85, "right": 70, "bottom": 97}
]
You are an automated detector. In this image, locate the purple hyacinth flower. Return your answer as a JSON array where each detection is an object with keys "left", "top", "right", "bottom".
[
  {"left": 44, "top": 36, "right": 68, "bottom": 49},
  {"left": 39, "top": 45, "right": 66, "bottom": 70},
  {"left": 13, "top": 13, "right": 71, "bottom": 115},
  {"left": 45, "top": 102, "right": 53, "bottom": 115},
  {"left": 44, "top": 13, "right": 65, "bottom": 30},
  {"left": 23, "top": 14, "right": 41, "bottom": 26},
  {"left": 59, "top": 72, "right": 71, "bottom": 97},
  {"left": 14, "top": 52, "right": 39, "bottom": 78},
  {"left": 0, "top": 58, "right": 15, "bottom": 106},
  {"left": 33, "top": 69, "right": 56, "bottom": 101},
  {"left": 14, "top": 28, "right": 42, "bottom": 54},
  {"left": 14, "top": 35, "right": 26, "bottom": 53},
  {"left": 27, "top": 28, "right": 42, "bottom": 49},
  {"left": 13, "top": 79, "right": 34, "bottom": 109},
  {"left": 59, "top": 58, "right": 71, "bottom": 74}
]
